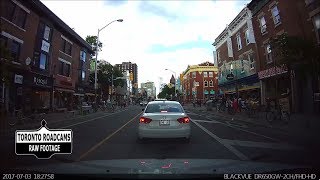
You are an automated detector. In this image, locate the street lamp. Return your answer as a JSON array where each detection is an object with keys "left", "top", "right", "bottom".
[
  {"left": 165, "top": 68, "right": 177, "bottom": 98},
  {"left": 94, "top": 19, "right": 123, "bottom": 103}
]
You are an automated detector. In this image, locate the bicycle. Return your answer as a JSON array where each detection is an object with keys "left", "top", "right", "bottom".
[
  {"left": 265, "top": 98, "right": 290, "bottom": 124},
  {"left": 8, "top": 109, "right": 46, "bottom": 126}
]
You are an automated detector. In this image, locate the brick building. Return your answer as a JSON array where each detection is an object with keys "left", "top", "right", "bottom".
[
  {"left": 115, "top": 61, "right": 138, "bottom": 94},
  {"left": 248, "top": 0, "right": 320, "bottom": 113},
  {"left": 213, "top": 7, "right": 260, "bottom": 100},
  {"left": 182, "top": 61, "right": 219, "bottom": 102},
  {"left": 0, "top": 0, "right": 93, "bottom": 116}
]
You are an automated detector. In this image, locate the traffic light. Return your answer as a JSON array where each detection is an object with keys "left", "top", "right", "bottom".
[{"left": 130, "top": 73, "right": 133, "bottom": 81}]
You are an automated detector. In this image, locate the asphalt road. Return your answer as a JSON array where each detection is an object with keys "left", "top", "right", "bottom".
[{"left": 1, "top": 105, "right": 319, "bottom": 172}]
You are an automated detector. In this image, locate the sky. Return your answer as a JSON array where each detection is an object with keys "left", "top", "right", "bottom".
[{"left": 41, "top": 0, "right": 250, "bottom": 92}]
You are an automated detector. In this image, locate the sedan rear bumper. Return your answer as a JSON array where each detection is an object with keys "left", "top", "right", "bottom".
[{"left": 138, "top": 125, "right": 190, "bottom": 139}]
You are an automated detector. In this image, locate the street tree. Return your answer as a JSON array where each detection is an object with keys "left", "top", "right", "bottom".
[
  {"left": 157, "top": 84, "right": 174, "bottom": 99},
  {"left": 89, "top": 62, "right": 124, "bottom": 88},
  {"left": 85, "top": 35, "right": 103, "bottom": 57}
]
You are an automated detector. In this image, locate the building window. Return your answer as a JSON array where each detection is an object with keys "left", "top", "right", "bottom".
[
  {"left": 260, "top": 16, "right": 267, "bottom": 34},
  {"left": 39, "top": 53, "right": 47, "bottom": 70},
  {"left": 192, "top": 72, "right": 196, "bottom": 78},
  {"left": 15, "top": 8, "right": 27, "bottom": 29},
  {"left": 217, "top": 50, "right": 220, "bottom": 63},
  {"left": 203, "top": 72, "right": 208, "bottom": 77},
  {"left": 204, "top": 81, "right": 208, "bottom": 87},
  {"left": 80, "top": 50, "right": 86, "bottom": 62},
  {"left": 209, "top": 81, "right": 213, "bottom": 87},
  {"left": 266, "top": 44, "right": 272, "bottom": 63},
  {"left": 271, "top": 6, "right": 281, "bottom": 25},
  {"left": 43, "top": 25, "right": 51, "bottom": 41},
  {"left": 4, "top": 1, "right": 16, "bottom": 22},
  {"left": 209, "top": 72, "right": 213, "bottom": 77},
  {"left": 82, "top": 70, "right": 86, "bottom": 81},
  {"left": 61, "top": 39, "right": 72, "bottom": 56},
  {"left": 245, "top": 29, "right": 250, "bottom": 45},
  {"left": 58, "top": 59, "right": 71, "bottom": 77},
  {"left": 241, "top": 59, "right": 244, "bottom": 73},
  {"left": 10, "top": 40, "right": 21, "bottom": 62},
  {"left": 313, "top": 14, "right": 320, "bottom": 43},
  {"left": 236, "top": 33, "right": 242, "bottom": 50},
  {"left": 248, "top": 53, "right": 255, "bottom": 69}
]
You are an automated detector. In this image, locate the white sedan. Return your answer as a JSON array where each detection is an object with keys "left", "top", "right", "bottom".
[{"left": 138, "top": 101, "right": 191, "bottom": 142}]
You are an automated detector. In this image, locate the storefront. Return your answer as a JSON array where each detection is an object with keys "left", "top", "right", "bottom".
[
  {"left": 53, "top": 78, "right": 75, "bottom": 110},
  {"left": 84, "top": 85, "right": 95, "bottom": 103},
  {"left": 219, "top": 73, "right": 261, "bottom": 100},
  {"left": 25, "top": 73, "right": 53, "bottom": 113},
  {"left": 74, "top": 84, "right": 85, "bottom": 109},
  {"left": 259, "top": 64, "right": 291, "bottom": 109}
]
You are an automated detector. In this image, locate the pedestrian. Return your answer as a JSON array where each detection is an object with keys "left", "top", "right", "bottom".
[{"left": 233, "top": 97, "right": 239, "bottom": 113}]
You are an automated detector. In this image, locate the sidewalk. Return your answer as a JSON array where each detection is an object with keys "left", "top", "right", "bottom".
[
  {"left": 183, "top": 103, "right": 320, "bottom": 141},
  {"left": 0, "top": 106, "right": 124, "bottom": 135}
]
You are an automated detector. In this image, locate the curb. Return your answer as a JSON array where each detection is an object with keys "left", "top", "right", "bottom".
[
  {"left": 185, "top": 107, "right": 284, "bottom": 130},
  {"left": 1, "top": 110, "right": 120, "bottom": 135},
  {"left": 185, "top": 107, "right": 318, "bottom": 139}
]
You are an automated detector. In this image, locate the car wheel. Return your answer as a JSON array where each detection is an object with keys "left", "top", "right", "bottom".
[
  {"left": 184, "top": 137, "right": 190, "bottom": 143},
  {"left": 137, "top": 136, "right": 144, "bottom": 143}
]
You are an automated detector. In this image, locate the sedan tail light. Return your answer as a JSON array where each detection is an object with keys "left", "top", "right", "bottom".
[
  {"left": 177, "top": 117, "right": 190, "bottom": 123},
  {"left": 140, "top": 117, "right": 152, "bottom": 124}
]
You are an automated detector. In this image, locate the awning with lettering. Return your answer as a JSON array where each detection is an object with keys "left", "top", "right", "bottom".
[{"left": 55, "top": 87, "right": 75, "bottom": 93}]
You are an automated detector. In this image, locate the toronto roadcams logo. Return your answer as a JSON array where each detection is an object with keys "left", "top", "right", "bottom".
[{"left": 15, "top": 120, "right": 73, "bottom": 159}]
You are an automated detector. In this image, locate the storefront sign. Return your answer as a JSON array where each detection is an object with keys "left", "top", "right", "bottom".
[
  {"left": 258, "top": 65, "right": 288, "bottom": 80},
  {"left": 41, "top": 40, "right": 50, "bottom": 53},
  {"left": 60, "top": 81, "right": 72, "bottom": 87},
  {"left": 14, "top": 74, "right": 23, "bottom": 84},
  {"left": 34, "top": 76, "right": 48, "bottom": 86},
  {"left": 226, "top": 74, "right": 234, "bottom": 80}
]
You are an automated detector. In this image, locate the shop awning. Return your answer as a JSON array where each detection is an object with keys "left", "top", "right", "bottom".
[
  {"left": 73, "top": 93, "right": 84, "bottom": 96},
  {"left": 85, "top": 93, "right": 95, "bottom": 96},
  {"left": 219, "top": 73, "right": 259, "bottom": 87},
  {"left": 238, "top": 86, "right": 260, "bottom": 92},
  {"left": 55, "top": 87, "right": 75, "bottom": 93}
]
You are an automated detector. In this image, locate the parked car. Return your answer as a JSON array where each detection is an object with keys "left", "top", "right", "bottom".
[{"left": 138, "top": 101, "right": 191, "bottom": 142}]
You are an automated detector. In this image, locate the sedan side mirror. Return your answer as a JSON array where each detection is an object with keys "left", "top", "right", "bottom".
[{"left": 142, "top": 108, "right": 144, "bottom": 111}]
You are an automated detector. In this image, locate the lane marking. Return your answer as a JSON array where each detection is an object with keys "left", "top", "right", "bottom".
[
  {"left": 221, "top": 139, "right": 303, "bottom": 151},
  {"left": 48, "top": 108, "right": 125, "bottom": 125},
  {"left": 193, "top": 119, "right": 223, "bottom": 124},
  {"left": 59, "top": 109, "right": 130, "bottom": 129},
  {"left": 192, "top": 120, "right": 249, "bottom": 161},
  {"left": 190, "top": 111, "right": 280, "bottom": 142},
  {"left": 76, "top": 112, "right": 142, "bottom": 161}
]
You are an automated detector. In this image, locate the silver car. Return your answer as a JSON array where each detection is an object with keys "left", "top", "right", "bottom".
[{"left": 138, "top": 101, "right": 191, "bottom": 142}]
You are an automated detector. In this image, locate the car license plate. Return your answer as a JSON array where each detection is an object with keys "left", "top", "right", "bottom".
[{"left": 160, "top": 120, "right": 170, "bottom": 125}]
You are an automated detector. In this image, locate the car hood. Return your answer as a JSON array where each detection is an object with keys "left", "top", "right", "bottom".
[{"left": 10, "top": 159, "right": 310, "bottom": 175}]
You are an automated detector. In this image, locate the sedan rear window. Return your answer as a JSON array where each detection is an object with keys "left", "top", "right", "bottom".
[{"left": 145, "top": 103, "right": 184, "bottom": 113}]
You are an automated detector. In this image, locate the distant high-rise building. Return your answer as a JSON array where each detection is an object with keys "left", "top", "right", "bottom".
[
  {"left": 115, "top": 62, "right": 138, "bottom": 94},
  {"left": 141, "top": 81, "right": 156, "bottom": 99}
]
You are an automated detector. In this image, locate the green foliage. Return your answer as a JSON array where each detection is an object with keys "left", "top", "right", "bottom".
[
  {"left": 157, "top": 84, "right": 175, "bottom": 99},
  {"left": 269, "top": 33, "right": 320, "bottom": 75},
  {"left": 89, "top": 62, "right": 124, "bottom": 87},
  {"left": 85, "top": 35, "right": 103, "bottom": 57}
]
